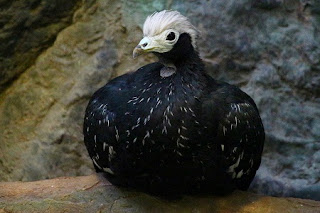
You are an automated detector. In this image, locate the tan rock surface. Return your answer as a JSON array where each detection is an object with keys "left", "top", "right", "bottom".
[{"left": 0, "top": 174, "right": 319, "bottom": 213}]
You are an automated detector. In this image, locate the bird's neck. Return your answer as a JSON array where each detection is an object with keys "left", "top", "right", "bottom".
[
  {"left": 154, "top": 32, "right": 205, "bottom": 75},
  {"left": 176, "top": 50, "right": 205, "bottom": 72},
  {"left": 157, "top": 49, "right": 205, "bottom": 78}
]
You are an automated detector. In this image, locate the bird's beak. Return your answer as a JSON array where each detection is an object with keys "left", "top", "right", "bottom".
[
  {"left": 132, "top": 45, "right": 144, "bottom": 59},
  {"left": 133, "top": 37, "right": 154, "bottom": 59}
]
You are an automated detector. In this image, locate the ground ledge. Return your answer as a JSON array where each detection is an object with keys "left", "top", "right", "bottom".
[{"left": 0, "top": 174, "right": 319, "bottom": 213}]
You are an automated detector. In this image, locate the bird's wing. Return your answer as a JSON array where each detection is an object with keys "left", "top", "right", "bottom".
[
  {"left": 83, "top": 89, "right": 120, "bottom": 174},
  {"left": 202, "top": 87, "right": 265, "bottom": 189},
  {"left": 83, "top": 63, "right": 163, "bottom": 175}
]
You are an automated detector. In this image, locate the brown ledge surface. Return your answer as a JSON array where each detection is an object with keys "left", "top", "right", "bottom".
[{"left": 0, "top": 174, "right": 319, "bottom": 213}]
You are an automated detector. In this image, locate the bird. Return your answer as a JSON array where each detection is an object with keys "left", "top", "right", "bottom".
[{"left": 83, "top": 10, "right": 265, "bottom": 195}]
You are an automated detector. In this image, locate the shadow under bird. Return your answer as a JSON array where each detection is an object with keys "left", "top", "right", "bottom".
[{"left": 83, "top": 10, "right": 265, "bottom": 195}]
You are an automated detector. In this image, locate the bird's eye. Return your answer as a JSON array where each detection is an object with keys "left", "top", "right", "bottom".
[{"left": 166, "top": 32, "right": 175, "bottom": 41}]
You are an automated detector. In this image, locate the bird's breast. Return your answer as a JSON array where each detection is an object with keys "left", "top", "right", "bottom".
[{"left": 117, "top": 78, "right": 207, "bottom": 159}]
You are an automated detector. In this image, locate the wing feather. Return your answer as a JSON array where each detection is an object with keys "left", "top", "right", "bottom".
[
  {"left": 83, "top": 96, "right": 118, "bottom": 173},
  {"left": 202, "top": 85, "right": 265, "bottom": 189}
]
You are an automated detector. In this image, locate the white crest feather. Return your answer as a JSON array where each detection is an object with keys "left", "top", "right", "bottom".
[{"left": 143, "top": 10, "right": 199, "bottom": 48}]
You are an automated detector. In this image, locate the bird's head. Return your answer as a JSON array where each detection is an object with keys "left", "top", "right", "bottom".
[{"left": 133, "top": 10, "right": 199, "bottom": 62}]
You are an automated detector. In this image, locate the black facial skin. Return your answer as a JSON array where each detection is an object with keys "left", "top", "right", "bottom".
[{"left": 166, "top": 32, "right": 176, "bottom": 41}]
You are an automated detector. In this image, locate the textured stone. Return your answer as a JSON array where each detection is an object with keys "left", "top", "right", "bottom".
[
  {"left": 0, "top": 174, "right": 319, "bottom": 213},
  {"left": 0, "top": 0, "right": 319, "bottom": 201},
  {"left": 0, "top": 0, "right": 81, "bottom": 91}
]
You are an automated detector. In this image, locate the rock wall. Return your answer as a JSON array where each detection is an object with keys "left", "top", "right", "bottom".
[
  {"left": 0, "top": 0, "right": 319, "bottom": 201},
  {"left": 0, "top": 0, "right": 81, "bottom": 91}
]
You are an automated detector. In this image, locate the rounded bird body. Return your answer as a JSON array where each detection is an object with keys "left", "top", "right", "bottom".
[{"left": 84, "top": 11, "right": 264, "bottom": 195}]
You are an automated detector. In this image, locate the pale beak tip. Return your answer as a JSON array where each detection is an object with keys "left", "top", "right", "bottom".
[
  {"left": 132, "top": 52, "right": 138, "bottom": 59},
  {"left": 132, "top": 45, "right": 144, "bottom": 59}
]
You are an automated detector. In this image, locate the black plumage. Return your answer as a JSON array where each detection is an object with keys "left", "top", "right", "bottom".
[{"left": 83, "top": 11, "right": 264, "bottom": 195}]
